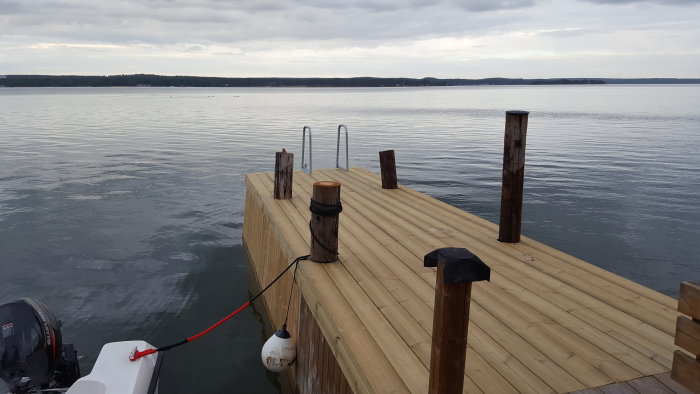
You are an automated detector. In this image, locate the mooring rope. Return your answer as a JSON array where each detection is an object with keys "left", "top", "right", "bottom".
[
  {"left": 308, "top": 198, "right": 343, "bottom": 257},
  {"left": 129, "top": 254, "right": 310, "bottom": 361},
  {"left": 309, "top": 199, "right": 343, "bottom": 217}
]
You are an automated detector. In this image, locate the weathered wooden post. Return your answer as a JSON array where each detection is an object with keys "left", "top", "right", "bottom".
[
  {"left": 672, "top": 281, "right": 700, "bottom": 392},
  {"left": 379, "top": 150, "right": 398, "bottom": 189},
  {"left": 274, "top": 149, "right": 294, "bottom": 200},
  {"left": 309, "top": 181, "right": 342, "bottom": 263},
  {"left": 498, "top": 110, "right": 529, "bottom": 243},
  {"left": 424, "top": 247, "right": 490, "bottom": 394}
]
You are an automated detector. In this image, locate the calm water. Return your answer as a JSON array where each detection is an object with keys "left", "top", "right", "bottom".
[{"left": 1, "top": 85, "right": 699, "bottom": 393}]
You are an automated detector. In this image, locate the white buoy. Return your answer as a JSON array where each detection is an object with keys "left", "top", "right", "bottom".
[{"left": 261, "top": 325, "right": 296, "bottom": 372}]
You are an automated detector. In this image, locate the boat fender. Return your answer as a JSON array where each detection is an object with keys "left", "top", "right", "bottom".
[{"left": 261, "top": 325, "right": 295, "bottom": 372}]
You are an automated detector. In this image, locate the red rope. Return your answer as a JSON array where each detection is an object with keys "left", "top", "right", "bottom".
[
  {"left": 128, "top": 255, "right": 309, "bottom": 362},
  {"left": 187, "top": 301, "right": 250, "bottom": 342}
]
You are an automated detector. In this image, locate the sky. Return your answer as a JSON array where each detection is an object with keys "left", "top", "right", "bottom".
[{"left": 1, "top": 0, "right": 699, "bottom": 78}]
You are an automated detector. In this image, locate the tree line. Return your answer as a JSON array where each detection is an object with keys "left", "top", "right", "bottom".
[{"left": 0, "top": 74, "right": 607, "bottom": 87}]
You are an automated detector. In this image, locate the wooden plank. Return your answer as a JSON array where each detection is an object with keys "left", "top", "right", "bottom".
[
  {"left": 246, "top": 174, "right": 408, "bottom": 394},
  {"left": 671, "top": 350, "right": 700, "bottom": 393},
  {"left": 344, "top": 168, "right": 670, "bottom": 372},
  {"left": 349, "top": 167, "right": 678, "bottom": 336},
  {"left": 675, "top": 316, "right": 700, "bottom": 356},
  {"left": 257, "top": 175, "right": 431, "bottom": 393},
  {"left": 340, "top": 168, "right": 672, "bottom": 363},
  {"left": 655, "top": 372, "right": 694, "bottom": 394},
  {"left": 626, "top": 375, "right": 675, "bottom": 394},
  {"left": 599, "top": 381, "right": 640, "bottom": 394},
  {"left": 678, "top": 282, "right": 700, "bottom": 319},
  {"left": 245, "top": 168, "right": 681, "bottom": 394},
  {"left": 313, "top": 171, "right": 624, "bottom": 387},
  {"left": 574, "top": 388, "right": 605, "bottom": 394},
  {"left": 291, "top": 172, "right": 523, "bottom": 394},
  {"left": 328, "top": 169, "right": 672, "bottom": 373},
  {"left": 490, "top": 272, "right": 666, "bottom": 376},
  {"left": 351, "top": 167, "right": 677, "bottom": 311},
  {"left": 470, "top": 302, "right": 586, "bottom": 392},
  {"left": 344, "top": 168, "right": 675, "bottom": 324},
  {"left": 298, "top": 172, "right": 559, "bottom": 393},
  {"left": 474, "top": 280, "right": 637, "bottom": 386}
]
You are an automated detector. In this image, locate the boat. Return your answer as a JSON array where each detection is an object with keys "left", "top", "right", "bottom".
[{"left": 0, "top": 298, "right": 162, "bottom": 394}]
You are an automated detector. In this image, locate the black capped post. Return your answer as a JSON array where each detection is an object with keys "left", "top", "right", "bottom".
[
  {"left": 498, "top": 110, "right": 529, "bottom": 243},
  {"left": 425, "top": 247, "right": 490, "bottom": 394},
  {"left": 274, "top": 148, "right": 294, "bottom": 200},
  {"left": 309, "top": 181, "right": 342, "bottom": 263}
]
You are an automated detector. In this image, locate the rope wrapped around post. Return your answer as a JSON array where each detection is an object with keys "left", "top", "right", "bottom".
[{"left": 309, "top": 181, "right": 342, "bottom": 263}]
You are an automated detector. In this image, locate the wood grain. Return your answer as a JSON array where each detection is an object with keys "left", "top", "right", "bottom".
[
  {"left": 671, "top": 351, "right": 700, "bottom": 393},
  {"left": 499, "top": 110, "right": 529, "bottom": 243},
  {"left": 274, "top": 149, "right": 294, "bottom": 199},
  {"left": 428, "top": 263, "right": 472, "bottom": 394},
  {"left": 678, "top": 282, "right": 700, "bottom": 320},
  {"left": 310, "top": 181, "right": 341, "bottom": 263},
  {"left": 675, "top": 316, "right": 700, "bottom": 356},
  {"left": 243, "top": 167, "right": 679, "bottom": 394}
]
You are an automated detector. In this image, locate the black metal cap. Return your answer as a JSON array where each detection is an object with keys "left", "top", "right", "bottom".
[
  {"left": 274, "top": 325, "right": 291, "bottom": 339},
  {"left": 424, "top": 247, "right": 490, "bottom": 285}
]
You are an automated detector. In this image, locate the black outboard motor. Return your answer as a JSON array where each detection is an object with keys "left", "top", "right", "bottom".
[{"left": 0, "top": 299, "right": 80, "bottom": 393}]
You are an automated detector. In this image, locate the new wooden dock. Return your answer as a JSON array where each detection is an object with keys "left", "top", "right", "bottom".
[{"left": 242, "top": 167, "right": 687, "bottom": 393}]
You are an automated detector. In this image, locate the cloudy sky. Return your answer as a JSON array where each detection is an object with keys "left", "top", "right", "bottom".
[{"left": 1, "top": 0, "right": 699, "bottom": 78}]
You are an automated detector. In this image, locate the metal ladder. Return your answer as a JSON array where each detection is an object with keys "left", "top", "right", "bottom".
[{"left": 301, "top": 124, "right": 349, "bottom": 174}]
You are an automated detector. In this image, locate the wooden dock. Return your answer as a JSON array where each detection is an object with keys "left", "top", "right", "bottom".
[{"left": 242, "top": 167, "right": 688, "bottom": 393}]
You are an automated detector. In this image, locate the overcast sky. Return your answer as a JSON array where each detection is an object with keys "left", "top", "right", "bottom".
[{"left": 1, "top": 0, "right": 699, "bottom": 78}]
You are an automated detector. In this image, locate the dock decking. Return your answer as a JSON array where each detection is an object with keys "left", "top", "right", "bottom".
[{"left": 242, "top": 167, "right": 684, "bottom": 393}]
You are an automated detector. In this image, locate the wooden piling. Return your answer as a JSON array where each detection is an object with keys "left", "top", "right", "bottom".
[
  {"left": 672, "top": 281, "right": 700, "bottom": 393},
  {"left": 274, "top": 149, "right": 294, "bottom": 200},
  {"left": 379, "top": 150, "right": 398, "bottom": 189},
  {"left": 498, "top": 110, "right": 529, "bottom": 243},
  {"left": 424, "top": 248, "right": 490, "bottom": 394},
  {"left": 309, "top": 181, "right": 341, "bottom": 263}
]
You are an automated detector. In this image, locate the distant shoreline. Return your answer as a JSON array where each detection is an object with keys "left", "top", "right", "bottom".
[{"left": 1, "top": 74, "right": 699, "bottom": 88}]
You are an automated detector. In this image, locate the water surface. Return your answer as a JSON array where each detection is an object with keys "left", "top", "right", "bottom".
[{"left": 1, "top": 85, "right": 698, "bottom": 392}]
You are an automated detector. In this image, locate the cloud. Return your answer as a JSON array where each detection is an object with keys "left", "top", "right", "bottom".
[
  {"left": 580, "top": 0, "right": 700, "bottom": 5},
  {"left": 452, "top": 0, "right": 537, "bottom": 11},
  {"left": 1, "top": 0, "right": 699, "bottom": 77},
  {"left": 0, "top": 0, "right": 536, "bottom": 47}
]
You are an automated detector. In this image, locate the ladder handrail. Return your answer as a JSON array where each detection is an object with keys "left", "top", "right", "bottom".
[
  {"left": 301, "top": 126, "right": 312, "bottom": 174},
  {"left": 336, "top": 124, "right": 349, "bottom": 171}
]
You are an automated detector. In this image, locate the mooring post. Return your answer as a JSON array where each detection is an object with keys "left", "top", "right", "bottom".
[
  {"left": 424, "top": 247, "right": 490, "bottom": 394},
  {"left": 379, "top": 150, "right": 398, "bottom": 189},
  {"left": 498, "top": 110, "right": 529, "bottom": 243},
  {"left": 274, "top": 149, "right": 294, "bottom": 200},
  {"left": 309, "top": 181, "right": 342, "bottom": 263},
  {"left": 671, "top": 281, "right": 700, "bottom": 392}
]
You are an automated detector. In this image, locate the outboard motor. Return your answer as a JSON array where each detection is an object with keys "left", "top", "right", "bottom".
[{"left": 0, "top": 299, "right": 80, "bottom": 393}]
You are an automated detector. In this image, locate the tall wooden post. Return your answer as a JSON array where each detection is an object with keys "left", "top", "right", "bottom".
[
  {"left": 309, "top": 181, "right": 341, "bottom": 263},
  {"left": 424, "top": 247, "right": 490, "bottom": 394},
  {"left": 274, "top": 149, "right": 294, "bottom": 200},
  {"left": 672, "top": 281, "right": 700, "bottom": 392},
  {"left": 498, "top": 110, "right": 529, "bottom": 243},
  {"left": 379, "top": 150, "right": 398, "bottom": 189}
]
